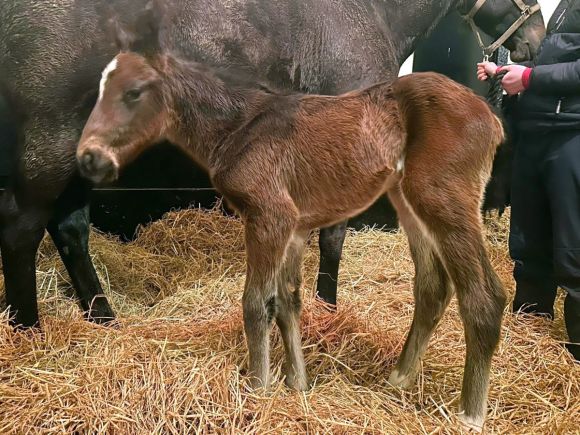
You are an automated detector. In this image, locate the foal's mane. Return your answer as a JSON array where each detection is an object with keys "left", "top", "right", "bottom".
[
  {"left": 161, "top": 54, "right": 293, "bottom": 98},
  {"left": 212, "top": 65, "right": 292, "bottom": 97}
]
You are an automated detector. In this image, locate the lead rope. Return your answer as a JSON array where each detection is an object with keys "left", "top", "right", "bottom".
[
  {"left": 486, "top": 46, "right": 510, "bottom": 109},
  {"left": 483, "top": 46, "right": 511, "bottom": 218}
]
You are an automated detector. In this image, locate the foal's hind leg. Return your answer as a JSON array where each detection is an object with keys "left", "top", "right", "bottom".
[
  {"left": 242, "top": 202, "right": 297, "bottom": 389},
  {"left": 276, "top": 231, "right": 309, "bottom": 391},
  {"left": 402, "top": 177, "right": 506, "bottom": 430},
  {"left": 47, "top": 178, "right": 115, "bottom": 324},
  {"left": 386, "top": 187, "right": 453, "bottom": 390}
]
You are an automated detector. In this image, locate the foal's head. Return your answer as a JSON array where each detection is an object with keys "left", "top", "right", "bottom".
[
  {"left": 77, "top": 0, "right": 167, "bottom": 184},
  {"left": 77, "top": 53, "right": 166, "bottom": 184}
]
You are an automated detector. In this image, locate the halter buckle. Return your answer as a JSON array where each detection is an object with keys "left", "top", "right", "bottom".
[{"left": 521, "top": 5, "right": 531, "bottom": 18}]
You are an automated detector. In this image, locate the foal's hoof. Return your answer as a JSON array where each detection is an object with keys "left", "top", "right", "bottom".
[
  {"left": 86, "top": 311, "right": 116, "bottom": 326},
  {"left": 457, "top": 413, "right": 484, "bottom": 433},
  {"left": 246, "top": 374, "right": 270, "bottom": 392},
  {"left": 284, "top": 374, "right": 311, "bottom": 392},
  {"left": 387, "top": 369, "right": 416, "bottom": 390},
  {"left": 11, "top": 320, "right": 41, "bottom": 331}
]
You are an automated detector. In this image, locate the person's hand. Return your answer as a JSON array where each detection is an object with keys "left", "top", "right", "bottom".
[
  {"left": 499, "top": 64, "right": 529, "bottom": 95},
  {"left": 477, "top": 61, "right": 499, "bottom": 81}
]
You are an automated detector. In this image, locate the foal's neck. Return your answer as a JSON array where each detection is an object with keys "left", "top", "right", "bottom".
[{"left": 162, "top": 56, "right": 269, "bottom": 170}]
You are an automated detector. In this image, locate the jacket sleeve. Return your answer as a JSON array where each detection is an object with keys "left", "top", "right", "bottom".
[{"left": 529, "top": 59, "right": 580, "bottom": 95}]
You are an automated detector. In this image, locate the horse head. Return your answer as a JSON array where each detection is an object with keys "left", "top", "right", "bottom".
[
  {"left": 460, "top": 0, "right": 545, "bottom": 61},
  {"left": 77, "top": 0, "right": 168, "bottom": 185}
]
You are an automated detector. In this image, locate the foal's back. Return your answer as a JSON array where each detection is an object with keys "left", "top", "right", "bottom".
[
  {"left": 215, "top": 81, "right": 405, "bottom": 229},
  {"left": 217, "top": 72, "right": 499, "bottom": 231}
]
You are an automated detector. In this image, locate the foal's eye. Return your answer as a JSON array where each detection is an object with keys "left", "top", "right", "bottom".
[{"left": 124, "top": 88, "right": 143, "bottom": 103}]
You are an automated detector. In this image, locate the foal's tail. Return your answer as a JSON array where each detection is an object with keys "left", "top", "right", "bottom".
[{"left": 488, "top": 108, "right": 506, "bottom": 156}]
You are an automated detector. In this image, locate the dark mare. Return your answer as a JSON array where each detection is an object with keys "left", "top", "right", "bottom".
[{"left": 0, "top": 0, "right": 544, "bottom": 327}]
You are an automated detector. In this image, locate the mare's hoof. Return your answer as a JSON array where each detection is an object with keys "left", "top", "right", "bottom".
[
  {"left": 86, "top": 297, "right": 116, "bottom": 326},
  {"left": 314, "top": 295, "right": 337, "bottom": 312},
  {"left": 387, "top": 369, "right": 416, "bottom": 390},
  {"left": 9, "top": 313, "right": 40, "bottom": 330}
]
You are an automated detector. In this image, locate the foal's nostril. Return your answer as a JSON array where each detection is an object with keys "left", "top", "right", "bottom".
[
  {"left": 82, "top": 151, "right": 94, "bottom": 166},
  {"left": 78, "top": 149, "right": 117, "bottom": 184},
  {"left": 79, "top": 150, "right": 97, "bottom": 174}
]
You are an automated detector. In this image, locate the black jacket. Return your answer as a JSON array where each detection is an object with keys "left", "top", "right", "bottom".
[{"left": 518, "top": 0, "right": 580, "bottom": 130}]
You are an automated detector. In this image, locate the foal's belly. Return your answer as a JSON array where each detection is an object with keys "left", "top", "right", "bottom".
[
  {"left": 289, "top": 103, "right": 404, "bottom": 230},
  {"left": 294, "top": 163, "right": 400, "bottom": 231}
]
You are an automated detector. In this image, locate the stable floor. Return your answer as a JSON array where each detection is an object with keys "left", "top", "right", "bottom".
[{"left": 0, "top": 208, "right": 578, "bottom": 433}]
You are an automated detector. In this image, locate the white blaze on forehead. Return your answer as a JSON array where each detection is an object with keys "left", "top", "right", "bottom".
[{"left": 98, "top": 57, "right": 118, "bottom": 101}]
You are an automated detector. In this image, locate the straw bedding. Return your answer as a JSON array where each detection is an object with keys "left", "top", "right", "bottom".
[{"left": 0, "top": 207, "right": 578, "bottom": 434}]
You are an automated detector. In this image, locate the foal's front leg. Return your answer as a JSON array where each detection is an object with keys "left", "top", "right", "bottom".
[{"left": 242, "top": 205, "right": 297, "bottom": 389}]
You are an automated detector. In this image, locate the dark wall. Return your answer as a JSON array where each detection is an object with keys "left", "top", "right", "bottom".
[{"left": 90, "top": 143, "right": 219, "bottom": 240}]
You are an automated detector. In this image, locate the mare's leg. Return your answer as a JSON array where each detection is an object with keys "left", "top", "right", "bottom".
[
  {"left": 316, "top": 221, "right": 347, "bottom": 306},
  {"left": 386, "top": 187, "right": 453, "bottom": 389},
  {"left": 46, "top": 178, "right": 115, "bottom": 323},
  {"left": 0, "top": 188, "right": 50, "bottom": 327},
  {"left": 401, "top": 174, "right": 506, "bottom": 430},
  {"left": 275, "top": 230, "right": 309, "bottom": 391},
  {"left": 0, "top": 119, "right": 82, "bottom": 327},
  {"left": 242, "top": 201, "right": 297, "bottom": 389}
]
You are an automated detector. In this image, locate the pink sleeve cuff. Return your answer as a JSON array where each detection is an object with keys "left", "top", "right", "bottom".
[{"left": 522, "top": 67, "right": 533, "bottom": 89}]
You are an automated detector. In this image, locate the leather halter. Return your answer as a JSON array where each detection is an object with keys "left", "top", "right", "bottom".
[{"left": 463, "top": 0, "right": 542, "bottom": 60}]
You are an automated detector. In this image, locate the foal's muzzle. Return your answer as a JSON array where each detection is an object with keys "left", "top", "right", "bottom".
[{"left": 77, "top": 148, "right": 119, "bottom": 185}]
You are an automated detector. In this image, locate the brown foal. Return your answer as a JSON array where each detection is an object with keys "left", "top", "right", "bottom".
[{"left": 76, "top": 6, "right": 506, "bottom": 430}]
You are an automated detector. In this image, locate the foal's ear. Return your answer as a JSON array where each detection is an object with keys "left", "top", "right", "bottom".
[{"left": 109, "top": 0, "right": 166, "bottom": 56}]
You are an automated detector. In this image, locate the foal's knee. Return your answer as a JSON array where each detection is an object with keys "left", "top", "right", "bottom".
[
  {"left": 242, "top": 290, "right": 277, "bottom": 330},
  {"left": 459, "top": 289, "right": 505, "bottom": 354}
]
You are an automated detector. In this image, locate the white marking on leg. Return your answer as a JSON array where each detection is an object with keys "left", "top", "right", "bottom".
[
  {"left": 98, "top": 58, "right": 118, "bottom": 101},
  {"left": 458, "top": 412, "right": 484, "bottom": 433},
  {"left": 388, "top": 368, "right": 416, "bottom": 389}
]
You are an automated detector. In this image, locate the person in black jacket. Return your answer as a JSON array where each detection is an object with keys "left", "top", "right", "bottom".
[{"left": 478, "top": 0, "right": 580, "bottom": 361}]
